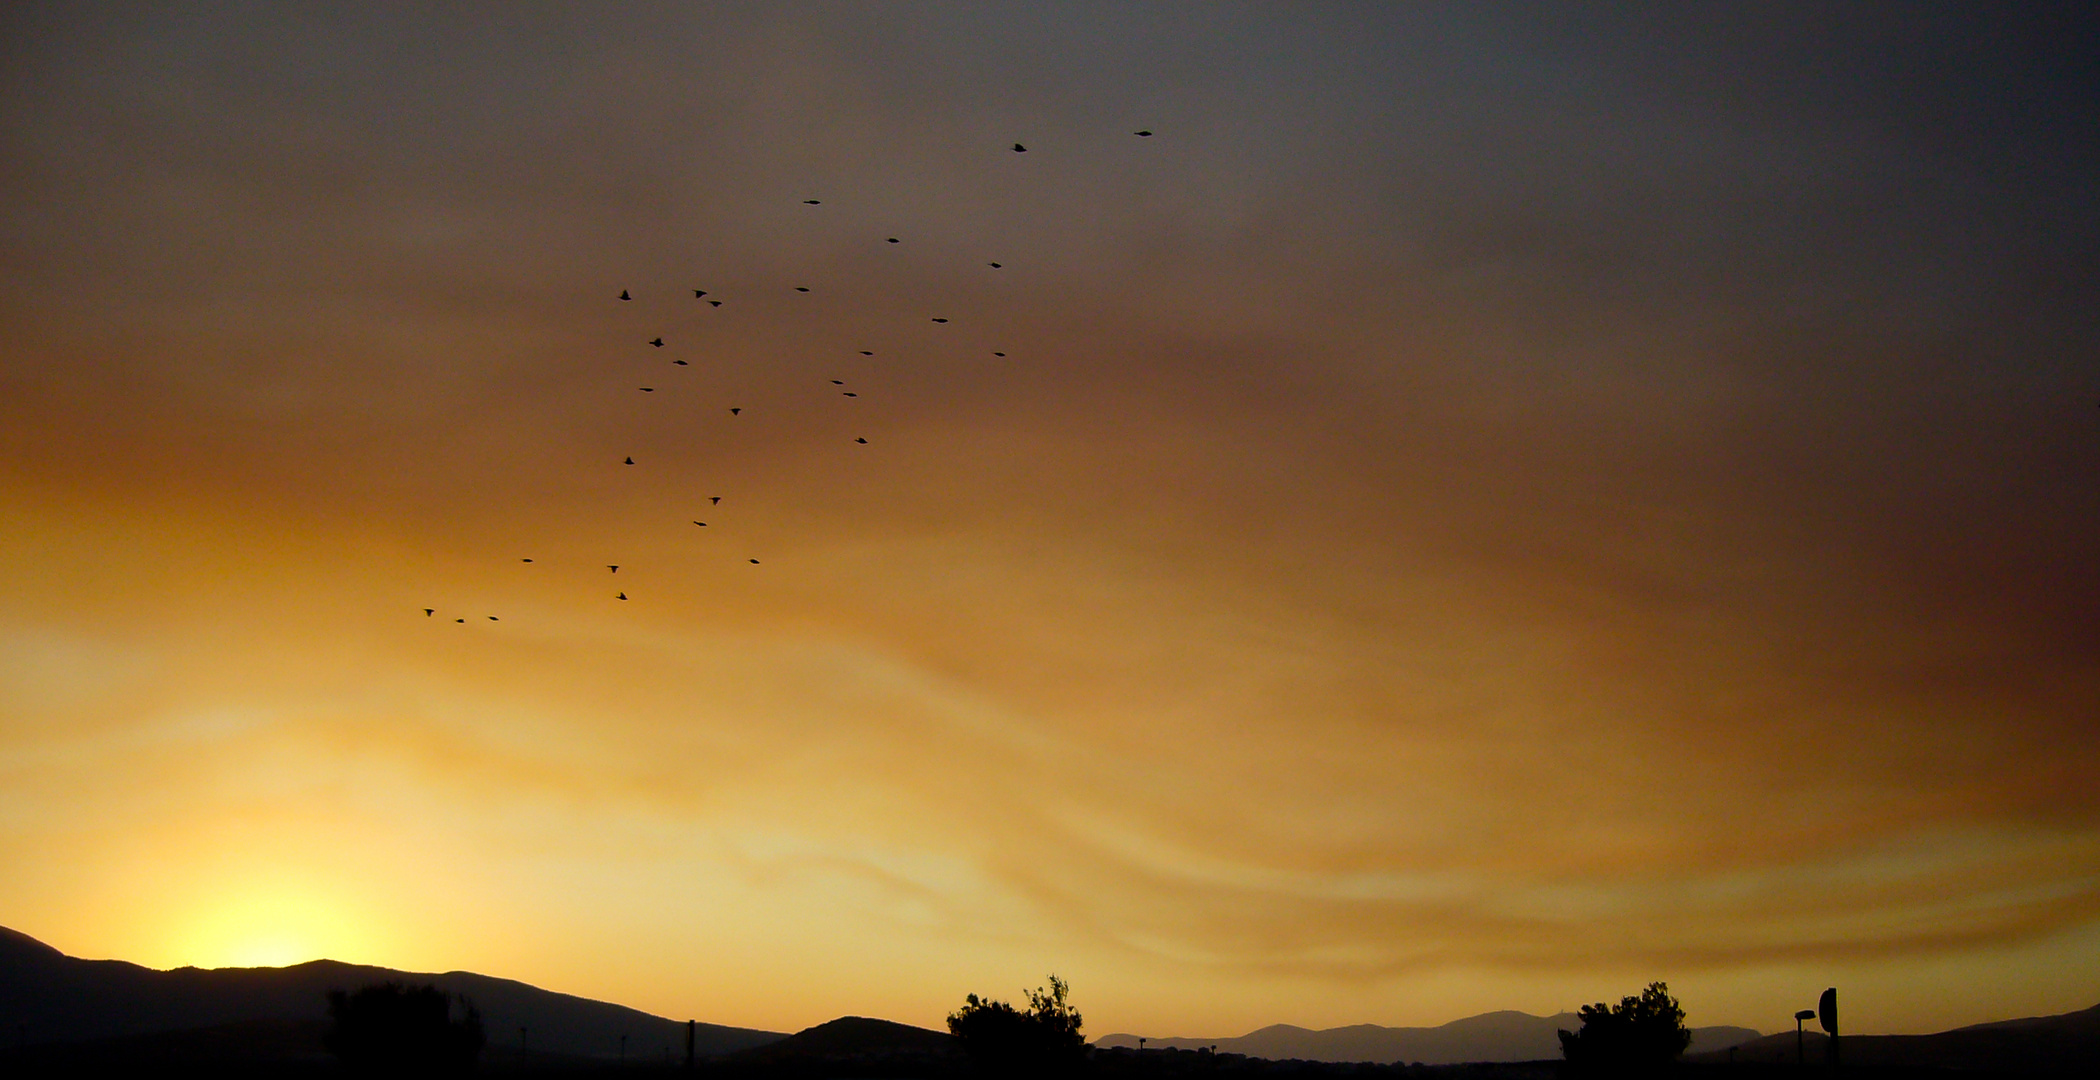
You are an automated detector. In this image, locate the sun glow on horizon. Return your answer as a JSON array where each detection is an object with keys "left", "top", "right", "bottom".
[{"left": 157, "top": 875, "right": 387, "bottom": 972}]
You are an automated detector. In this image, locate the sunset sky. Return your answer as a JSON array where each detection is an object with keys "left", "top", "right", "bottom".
[{"left": 3, "top": 2, "right": 2097, "bottom": 1041}]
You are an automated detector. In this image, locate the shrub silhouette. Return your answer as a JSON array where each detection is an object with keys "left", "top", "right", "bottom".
[
  {"left": 1557, "top": 981, "right": 1691, "bottom": 1073},
  {"left": 324, "top": 981, "right": 485, "bottom": 1073},
  {"left": 947, "top": 974, "right": 1085, "bottom": 1075}
]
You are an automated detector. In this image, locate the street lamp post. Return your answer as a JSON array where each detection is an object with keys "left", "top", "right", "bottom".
[{"left": 1794, "top": 1010, "right": 1815, "bottom": 1068}]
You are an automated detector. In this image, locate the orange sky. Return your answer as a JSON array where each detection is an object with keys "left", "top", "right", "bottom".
[{"left": 2, "top": 3, "right": 2096, "bottom": 1039}]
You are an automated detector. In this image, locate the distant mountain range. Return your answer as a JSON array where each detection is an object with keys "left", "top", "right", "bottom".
[
  {"left": 1095, "top": 1011, "right": 1761, "bottom": 1065},
  {"left": 8, "top": 925, "right": 2097, "bottom": 1073},
  {"left": 0, "top": 924, "right": 782, "bottom": 1063}
]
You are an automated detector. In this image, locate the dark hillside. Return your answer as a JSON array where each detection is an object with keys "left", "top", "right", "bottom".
[
  {"left": 1686, "top": 1002, "right": 2100, "bottom": 1073},
  {"left": 0, "top": 925, "right": 781, "bottom": 1062}
]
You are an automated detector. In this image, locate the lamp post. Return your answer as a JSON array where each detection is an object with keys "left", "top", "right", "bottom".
[{"left": 1794, "top": 1010, "right": 1815, "bottom": 1068}]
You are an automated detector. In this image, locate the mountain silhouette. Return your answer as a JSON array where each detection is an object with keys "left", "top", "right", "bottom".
[
  {"left": 730, "top": 1015, "right": 961, "bottom": 1070},
  {"left": 0, "top": 925, "right": 781, "bottom": 1063},
  {"left": 1688, "top": 1001, "right": 2100, "bottom": 1072},
  {"left": 1094, "top": 1010, "right": 1759, "bottom": 1064}
]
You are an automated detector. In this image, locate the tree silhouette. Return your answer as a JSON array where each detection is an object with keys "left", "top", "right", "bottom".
[
  {"left": 1557, "top": 981, "right": 1691, "bottom": 1073},
  {"left": 324, "top": 981, "right": 485, "bottom": 1074},
  {"left": 948, "top": 975, "right": 1085, "bottom": 1075}
]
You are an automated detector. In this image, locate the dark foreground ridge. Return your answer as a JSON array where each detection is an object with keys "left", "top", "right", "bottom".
[{"left": 1684, "top": 1003, "right": 2100, "bottom": 1074}]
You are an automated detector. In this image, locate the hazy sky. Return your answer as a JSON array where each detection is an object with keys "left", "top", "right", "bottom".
[{"left": 3, "top": 2, "right": 2096, "bottom": 1039}]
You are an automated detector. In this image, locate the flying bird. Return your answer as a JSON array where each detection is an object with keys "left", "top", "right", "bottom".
[
  {"left": 693, "top": 289, "right": 707, "bottom": 297},
  {"left": 831, "top": 380, "right": 844, "bottom": 385},
  {"left": 522, "top": 558, "right": 533, "bottom": 563},
  {"left": 804, "top": 199, "right": 821, "bottom": 204},
  {"left": 931, "top": 317, "right": 948, "bottom": 323},
  {"left": 860, "top": 350, "right": 873, "bottom": 356},
  {"left": 456, "top": 618, "right": 465, "bottom": 623},
  {"left": 1012, "top": 143, "right": 1027, "bottom": 152},
  {"left": 708, "top": 300, "right": 722, "bottom": 307},
  {"left": 1135, "top": 130, "right": 1152, "bottom": 137},
  {"left": 693, "top": 521, "right": 706, "bottom": 526},
  {"left": 710, "top": 496, "right": 721, "bottom": 505},
  {"left": 843, "top": 392, "right": 857, "bottom": 397},
  {"left": 855, "top": 437, "right": 867, "bottom": 444},
  {"left": 640, "top": 387, "right": 654, "bottom": 392},
  {"left": 749, "top": 559, "right": 760, "bottom": 564},
  {"left": 993, "top": 351, "right": 1006, "bottom": 357},
  {"left": 886, "top": 237, "right": 899, "bottom": 244},
  {"left": 673, "top": 359, "right": 687, "bottom": 365},
  {"left": 729, "top": 407, "right": 741, "bottom": 415},
  {"left": 619, "top": 289, "right": 631, "bottom": 300},
  {"left": 488, "top": 616, "right": 498, "bottom": 621},
  {"left": 795, "top": 287, "right": 810, "bottom": 292},
  {"left": 609, "top": 565, "right": 619, "bottom": 573},
  {"left": 625, "top": 457, "right": 635, "bottom": 465},
  {"left": 988, "top": 262, "right": 1002, "bottom": 268},
  {"left": 650, "top": 338, "right": 664, "bottom": 347},
  {"left": 617, "top": 592, "right": 627, "bottom": 600},
  {"left": 424, "top": 609, "right": 434, "bottom": 616}
]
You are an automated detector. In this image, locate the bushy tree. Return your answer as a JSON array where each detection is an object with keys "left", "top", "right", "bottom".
[
  {"left": 948, "top": 975, "right": 1085, "bottom": 1075},
  {"left": 1557, "top": 982, "right": 1690, "bottom": 1072},
  {"left": 324, "top": 981, "right": 485, "bottom": 1074}
]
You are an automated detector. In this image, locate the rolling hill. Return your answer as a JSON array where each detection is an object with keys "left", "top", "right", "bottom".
[
  {"left": 0, "top": 924, "right": 782, "bottom": 1062},
  {"left": 1688, "top": 1001, "right": 2100, "bottom": 1072}
]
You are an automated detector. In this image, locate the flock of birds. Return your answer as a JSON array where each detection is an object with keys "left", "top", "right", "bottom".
[{"left": 425, "top": 131, "right": 1158, "bottom": 625}]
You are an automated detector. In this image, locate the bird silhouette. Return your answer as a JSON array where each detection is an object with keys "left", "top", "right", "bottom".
[
  {"left": 989, "top": 262, "right": 1002, "bottom": 268},
  {"left": 729, "top": 407, "right": 741, "bottom": 416},
  {"left": 710, "top": 496, "right": 721, "bottom": 505},
  {"left": 855, "top": 437, "right": 867, "bottom": 443},
  {"left": 804, "top": 199, "right": 821, "bottom": 204},
  {"left": 693, "top": 521, "right": 707, "bottom": 526},
  {"left": 708, "top": 300, "right": 722, "bottom": 307},
  {"left": 749, "top": 559, "right": 760, "bottom": 564},
  {"left": 640, "top": 387, "right": 654, "bottom": 392},
  {"left": 795, "top": 287, "right": 810, "bottom": 292},
  {"left": 673, "top": 359, "right": 687, "bottom": 365},
  {"left": 609, "top": 565, "right": 619, "bottom": 573},
  {"left": 619, "top": 289, "right": 631, "bottom": 300},
  {"left": 1135, "top": 130, "right": 1152, "bottom": 137},
  {"left": 993, "top": 351, "right": 1007, "bottom": 357},
  {"left": 456, "top": 618, "right": 465, "bottom": 623},
  {"left": 843, "top": 392, "right": 857, "bottom": 397},
  {"left": 617, "top": 592, "right": 627, "bottom": 600},
  {"left": 522, "top": 558, "right": 533, "bottom": 563},
  {"left": 625, "top": 457, "right": 635, "bottom": 465},
  {"left": 650, "top": 337, "right": 664, "bottom": 347},
  {"left": 886, "top": 237, "right": 900, "bottom": 244},
  {"left": 832, "top": 379, "right": 844, "bottom": 385},
  {"left": 693, "top": 289, "right": 707, "bottom": 297},
  {"left": 488, "top": 616, "right": 498, "bottom": 621},
  {"left": 931, "top": 317, "right": 948, "bottom": 323},
  {"left": 1013, "top": 143, "right": 1027, "bottom": 152},
  {"left": 860, "top": 350, "right": 873, "bottom": 356},
  {"left": 424, "top": 609, "right": 434, "bottom": 616}
]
